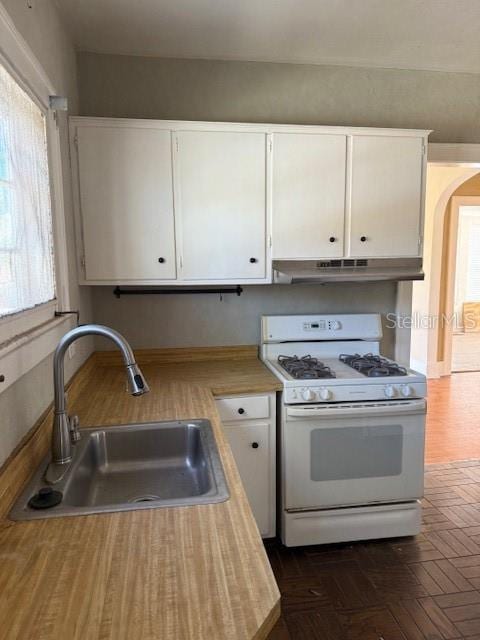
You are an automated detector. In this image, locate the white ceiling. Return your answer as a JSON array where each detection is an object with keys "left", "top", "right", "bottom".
[{"left": 55, "top": 0, "right": 480, "bottom": 74}]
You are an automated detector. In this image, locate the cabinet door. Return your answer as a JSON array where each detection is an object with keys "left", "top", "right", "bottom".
[
  {"left": 175, "top": 131, "right": 267, "bottom": 280},
  {"left": 224, "top": 422, "right": 272, "bottom": 537},
  {"left": 272, "top": 133, "right": 346, "bottom": 258},
  {"left": 348, "top": 135, "right": 424, "bottom": 257},
  {"left": 76, "top": 126, "right": 176, "bottom": 281}
]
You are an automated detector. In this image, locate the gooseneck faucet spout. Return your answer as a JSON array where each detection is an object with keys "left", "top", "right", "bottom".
[{"left": 45, "top": 324, "right": 149, "bottom": 484}]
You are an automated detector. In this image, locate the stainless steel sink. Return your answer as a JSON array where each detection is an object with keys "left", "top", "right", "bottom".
[{"left": 10, "top": 420, "right": 229, "bottom": 520}]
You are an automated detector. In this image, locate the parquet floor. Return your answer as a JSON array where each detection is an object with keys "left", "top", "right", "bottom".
[{"left": 266, "top": 460, "right": 480, "bottom": 640}]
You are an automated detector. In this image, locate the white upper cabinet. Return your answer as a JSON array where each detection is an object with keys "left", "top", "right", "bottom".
[
  {"left": 174, "top": 130, "right": 268, "bottom": 282},
  {"left": 272, "top": 133, "right": 347, "bottom": 259},
  {"left": 74, "top": 124, "right": 176, "bottom": 282},
  {"left": 71, "top": 117, "right": 428, "bottom": 285},
  {"left": 348, "top": 135, "right": 424, "bottom": 258}
]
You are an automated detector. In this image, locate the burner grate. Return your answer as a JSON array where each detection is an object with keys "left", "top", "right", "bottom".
[
  {"left": 278, "top": 355, "right": 336, "bottom": 380},
  {"left": 339, "top": 353, "right": 407, "bottom": 378}
]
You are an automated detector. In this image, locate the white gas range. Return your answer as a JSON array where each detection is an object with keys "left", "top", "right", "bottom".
[{"left": 261, "top": 314, "right": 427, "bottom": 547}]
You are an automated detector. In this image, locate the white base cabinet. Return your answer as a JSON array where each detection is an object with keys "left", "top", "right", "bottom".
[{"left": 216, "top": 393, "right": 276, "bottom": 538}]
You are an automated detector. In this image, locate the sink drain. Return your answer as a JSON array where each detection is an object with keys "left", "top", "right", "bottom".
[{"left": 129, "top": 494, "right": 161, "bottom": 503}]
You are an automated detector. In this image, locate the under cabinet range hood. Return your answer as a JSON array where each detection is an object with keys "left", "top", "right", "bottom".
[{"left": 273, "top": 257, "right": 424, "bottom": 284}]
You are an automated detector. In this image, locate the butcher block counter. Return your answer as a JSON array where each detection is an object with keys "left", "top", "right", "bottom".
[{"left": 0, "top": 346, "right": 281, "bottom": 640}]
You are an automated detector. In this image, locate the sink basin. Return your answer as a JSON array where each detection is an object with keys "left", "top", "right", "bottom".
[{"left": 10, "top": 419, "right": 229, "bottom": 520}]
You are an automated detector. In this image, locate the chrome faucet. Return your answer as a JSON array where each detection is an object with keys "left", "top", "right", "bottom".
[{"left": 45, "top": 324, "right": 149, "bottom": 484}]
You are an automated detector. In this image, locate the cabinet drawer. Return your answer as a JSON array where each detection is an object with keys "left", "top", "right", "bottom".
[{"left": 216, "top": 395, "right": 270, "bottom": 422}]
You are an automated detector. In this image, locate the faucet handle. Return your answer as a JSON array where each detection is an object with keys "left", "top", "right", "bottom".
[{"left": 69, "top": 415, "right": 81, "bottom": 444}]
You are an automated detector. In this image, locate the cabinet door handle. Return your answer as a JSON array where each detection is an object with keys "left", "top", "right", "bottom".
[
  {"left": 249, "top": 257, "right": 258, "bottom": 263},
  {"left": 329, "top": 237, "right": 336, "bottom": 243},
  {"left": 251, "top": 442, "right": 259, "bottom": 449},
  {"left": 360, "top": 236, "right": 367, "bottom": 242},
  {"left": 158, "top": 257, "right": 165, "bottom": 263},
  {"left": 238, "top": 407, "right": 245, "bottom": 415}
]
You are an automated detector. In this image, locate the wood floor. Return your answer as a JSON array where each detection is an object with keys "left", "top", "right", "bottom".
[
  {"left": 426, "top": 373, "right": 480, "bottom": 463},
  {"left": 266, "top": 460, "right": 480, "bottom": 640}
]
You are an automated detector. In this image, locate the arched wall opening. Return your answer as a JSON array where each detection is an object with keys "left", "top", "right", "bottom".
[{"left": 410, "top": 166, "right": 480, "bottom": 376}]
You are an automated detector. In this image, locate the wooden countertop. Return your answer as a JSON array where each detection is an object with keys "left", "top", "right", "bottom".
[
  {"left": 95, "top": 345, "right": 283, "bottom": 396},
  {"left": 0, "top": 349, "right": 281, "bottom": 640}
]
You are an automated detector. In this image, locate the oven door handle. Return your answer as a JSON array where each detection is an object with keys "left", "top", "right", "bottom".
[{"left": 286, "top": 399, "right": 426, "bottom": 419}]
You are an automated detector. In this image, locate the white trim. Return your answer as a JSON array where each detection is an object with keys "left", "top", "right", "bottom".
[
  {"left": 419, "top": 140, "right": 428, "bottom": 255},
  {"left": 47, "top": 110, "right": 70, "bottom": 309},
  {"left": 0, "top": 1, "right": 72, "bottom": 390},
  {"left": 0, "top": 315, "right": 73, "bottom": 396},
  {"left": 425, "top": 171, "right": 479, "bottom": 378},
  {"left": 0, "top": 2, "right": 55, "bottom": 107},
  {"left": 69, "top": 121, "right": 86, "bottom": 284},
  {"left": 437, "top": 359, "right": 451, "bottom": 378},
  {"left": 70, "top": 116, "right": 431, "bottom": 138},
  {"left": 265, "top": 133, "right": 273, "bottom": 284},
  {"left": 344, "top": 135, "right": 353, "bottom": 258},
  {"left": 428, "top": 144, "right": 480, "bottom": 166},
  {"left": 0, "top": 100, "right": 60, "bottom": 342},
  {"left": 413, "top": 165, "right": 480, "bottom": 379},
  {"left": 410, "top": 357, "right": 427, "bottom": 376},
  {"left": 442, "top": 196, "right": 480, "bottom": 376},
  {"left": 426, "top": 360, "right": 442, "bottom": 379},
  {"left": 0, "top": 300, "right": 56, "bottom": 346}
]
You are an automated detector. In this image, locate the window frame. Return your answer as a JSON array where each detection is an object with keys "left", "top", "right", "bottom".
[{"left": 0, "top": 2, "right": 72, "bottom": 392}]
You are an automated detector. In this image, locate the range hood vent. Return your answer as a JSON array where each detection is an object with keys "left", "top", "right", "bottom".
[
  {"left": 316, "top": 259, "right": 369, "bottom": 268},
  {"left": 273, "top": 257, "right": 424, "bottom": 284}
]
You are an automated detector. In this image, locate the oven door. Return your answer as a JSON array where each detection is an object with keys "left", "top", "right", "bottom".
[{"left": 283, "top": 399, "right": 426, "bottom": 511}]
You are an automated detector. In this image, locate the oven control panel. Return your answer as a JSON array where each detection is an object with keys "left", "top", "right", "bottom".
[
  {"left": 303, "top": 319, "right": 341, "bottom": 332},
  {"left": 285, "top": 382, "right": 427, "bottom": 404},
  {"left": 262, "top": 314, "right": 383, "bottom": 342}
]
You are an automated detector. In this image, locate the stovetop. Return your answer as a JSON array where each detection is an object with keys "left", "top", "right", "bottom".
[
  {"left": 261, "top": 314, "right": 427, "bottom": 403},
  {"left": 276, "top": 353, "right": 408, "bottom": 381},
  {"left": 278, "top": 355, "right": 336, "bottom": 380},
  {"left": 266, "top": 353, "right": 426, "bottom": 403},
  {"left": 339, "top": 353, "right": 408, "bottom": 378}
]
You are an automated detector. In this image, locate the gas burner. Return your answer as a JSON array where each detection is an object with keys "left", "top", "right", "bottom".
[
  {"left": 339, "top": 353, "right": 407, "bottom": 378},
  {"left": 278, "top": 355, "right": 336, "bottom": 380}
]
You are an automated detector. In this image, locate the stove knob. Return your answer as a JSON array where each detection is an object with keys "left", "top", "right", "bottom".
[
  {"left": 331, "top": 320, "right": 341, "bottom": 331},
  {"left": 302, "top": 388, "right": 316, "bottom": 401},
  {"left": 400, "top": 385, "right": 413, "bottom": 397},
  {"left": 319, "top": 387, "right": 331, "bottom": 401},
  {"left": 384, "top": 385, "right": 396, "bottom": 398}
]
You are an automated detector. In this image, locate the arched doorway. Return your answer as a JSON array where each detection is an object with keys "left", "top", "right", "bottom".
[
  {"left": 410, "top": 165, "right": 480, "bottom": 376},
  {"left": 412, "top": 149, "right": 480, "bottom": 463},
  {"left": 440, "top": 181, "right": 480, "bottom": 374}
]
